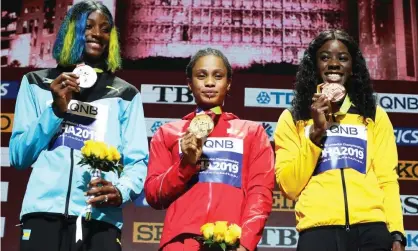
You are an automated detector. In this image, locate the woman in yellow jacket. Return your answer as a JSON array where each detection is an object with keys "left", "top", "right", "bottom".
[{"left": 274, "top": 29, "right": 405, "bottom": 251}]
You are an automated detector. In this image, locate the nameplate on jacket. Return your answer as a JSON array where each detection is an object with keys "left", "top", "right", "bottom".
[
  {"left": 305, "top": 124, "right": 367, "bottom": 175},
  {"left": 50, "top": 100, "right": 109, "bottom": 150},
  {"left": 179, "top": 137, "right": 243, "bottom": 188}
]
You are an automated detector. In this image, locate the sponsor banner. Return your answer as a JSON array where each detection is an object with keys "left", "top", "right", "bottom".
[
  {"left": 244, "top": 88, "right": 418, "bottom": 113},
  {"left": 272, "top": 191, "right": 295, "bottom": 212},
  {"left": 196, "top": 138, "right": 244, "bottom": 188},
  {"left": 1, "top": 217, "right": 4, "bottom": 238},
  {"left": 132, "top": 222, "right": 164, "bottom": 243},
  {"left": 394, "top": 128, "right": 418, "bottom": 146},
  {"left": 132, "top": 222, "right": 300, "bottom": 248},
  {"left": 407, "top": 231, "right": 418, "bottom": 250},
  {"left": 145, "top": 118, "right": 180, "bottom": 137},
  {"left": 306, "top": 124, "right": 367, "bottom": 175},
  {"left": 1, "top": 147, "right": 10, "bottom": 167},
  {"left": 1, "top": 182, "right": 8, "bottom": 202},
  {"left": 401, "top": 195, "right": 418, "bottom": 216},
  {"left": 272, "top": 192, "right": 418, "bottom": 215},
  {"left": 1, "top": 113, "right": 14, "bottom": 133},
  {"left": 377, "top": 93, "right": 418, "bottom": 114},
  {"left": 0, "top": 81, "right": 19, "bottom": 99},
  {"left": 257, "top": 122, "right": 418, "bottom": 146},
  {"left": 398, "top": 161, "right": 418, "bottom": 180},
  {"left": 145, "top": 118, "right": 278, "bottom": 142},
  {"left": 134, "top": 191, "right": 149, "bottom": 207},
  {"left": 258, "top": 226, "right": 298, "bottom": 248},
  {"left": 131, "top": 223, "right": 418, "bottom": 249},
  {"left": 260, "top": 121, "right": 277, "bottom": 141},
  {"left": 245, "top": 88, "right": 293, "bottom": 108},
  {"left": 141, "top": 84, "right": 195, "bottom": 105},
  {"left": 50, "top": 101, "right": 108, "bottom": 150}
]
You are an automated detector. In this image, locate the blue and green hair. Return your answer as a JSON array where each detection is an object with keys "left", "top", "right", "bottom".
[{"left": 52, "top": 0, "right": 121, "bottom": 72}]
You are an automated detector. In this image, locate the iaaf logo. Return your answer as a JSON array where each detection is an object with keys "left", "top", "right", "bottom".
[
  {"left": 261, "top": 122, "right": 276, "bottom": 141},
  {"left": 145, "top": 118, "right": 179, "bottom": 137}
]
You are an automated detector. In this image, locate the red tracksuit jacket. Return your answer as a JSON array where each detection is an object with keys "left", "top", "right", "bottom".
[{"left": 145, "top": 111, "right": 274, "bottom": 251}]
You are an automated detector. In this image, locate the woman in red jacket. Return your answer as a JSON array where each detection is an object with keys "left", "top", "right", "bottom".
[{"left": 145, "top": 48, "right": 274, "bottom": 251}]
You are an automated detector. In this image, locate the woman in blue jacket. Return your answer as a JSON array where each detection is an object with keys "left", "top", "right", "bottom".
[{"left": 9, "top": 1, "right": 149, "bottom": 250}]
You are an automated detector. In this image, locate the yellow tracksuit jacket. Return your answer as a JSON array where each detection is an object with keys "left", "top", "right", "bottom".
[{"left": 274, "top": 105, "right": 404, "bottom": 234}]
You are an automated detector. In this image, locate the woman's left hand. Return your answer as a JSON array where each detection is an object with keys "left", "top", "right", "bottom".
[
  {"left": 86, "top": 178, "right": 122, "bottom": 207},
  {"left": 392, "top": 241, "right": 405, "bottom": 251}
]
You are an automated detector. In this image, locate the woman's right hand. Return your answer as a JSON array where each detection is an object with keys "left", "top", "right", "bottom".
[
  {"left": 180, "top": 131, "right": 203, "bottom": 166},
  {"left": 309, "top": 93, "right": 332, "bottom": 146},
  {"left": 50, "top": 73, "right": 80, "bottom": 116}
]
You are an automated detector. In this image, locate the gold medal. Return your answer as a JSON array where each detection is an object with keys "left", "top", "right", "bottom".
[{"left": 189, "top": 114, "right": 214, "bottom": 138}]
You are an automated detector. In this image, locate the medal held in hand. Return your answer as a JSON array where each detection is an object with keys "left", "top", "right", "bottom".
[
  {"left": 189, "top": 114, "right": 214, "bottom": 138},
  {"left": 319, "top": 83, "right": 346, "bottom": 103},
  {"left": 73, "top": 64, "right": 97, "bottom": 88}
]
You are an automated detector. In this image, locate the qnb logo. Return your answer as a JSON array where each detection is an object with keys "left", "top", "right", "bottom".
[
  {"left": 151, "top": 121, "right": 164, "bottom": 134},
  {"left": 394, "top": 128, "right": 418, "bottom": 146},
  {"left": 257, "top": 92, "right": 271, "bottom": 104},
  {"left": 262, "top": 122, "right": 274, "bottom": 139},
  {"left": 204, "top": 139, "right": 234, "bottom": 149},
  {"left": 328, "top": 125, "right": 359, "bottom": 135},
  {"left": 379, "top": 95, "right": 418, "bottom": 112},
  {"left": 68, "top": 102, "right": 98, "bottom": 117}
]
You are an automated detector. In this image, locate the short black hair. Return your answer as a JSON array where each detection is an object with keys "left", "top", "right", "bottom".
[{"left": 186, "top": 48, "right": 233, "bottom": 79}]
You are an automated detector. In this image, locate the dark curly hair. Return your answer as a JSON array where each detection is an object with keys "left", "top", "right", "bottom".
[{"left": 291, "top": 29, "right": 376, "bottom": 121}]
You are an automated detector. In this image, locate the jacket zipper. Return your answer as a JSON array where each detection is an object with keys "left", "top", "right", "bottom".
[
  {"left": 64, "top": 148, "right": 75, "bottom": 218},
  {"left": 340, "top": 168, "right": 350, "bottom": 231}
]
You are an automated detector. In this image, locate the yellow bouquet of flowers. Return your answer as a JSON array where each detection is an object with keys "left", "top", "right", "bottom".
[
  {"left": 198, "top": 221, "right": 242, "bottom": 251},
  {"left": 78, "top": 140, "right": 123, "bottom": 175},
  {"left": 78, "top": 140, "right": 123, "bottom": 220}
]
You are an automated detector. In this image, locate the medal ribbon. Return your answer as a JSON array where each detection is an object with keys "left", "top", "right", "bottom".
[
  {"left": 195, "top": 106, "right": 222, "bottom": 120},
  {"left": 316, "top": 84, "right": 352, "bottom": 116},
  {"left": 76, "top": 63, "right": 103, "bottom": 73}
]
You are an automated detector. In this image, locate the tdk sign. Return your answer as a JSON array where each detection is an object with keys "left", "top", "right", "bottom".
[
  {"left": 394, "top": 128, "right": 418, "bottom": 146},
  {"left": 245, "top": 88, "right": 294, "bottom": 108}
]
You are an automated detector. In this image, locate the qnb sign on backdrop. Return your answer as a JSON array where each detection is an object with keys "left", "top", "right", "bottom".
[
  {"left": 377, "top": 93, "right": 418, "bottom": 114},
  {"left": 244, "top": 88, "right": 418, "bottom": 114},
  {"left": 141, "top": 84, "right": 195, "bottom": 105}
]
